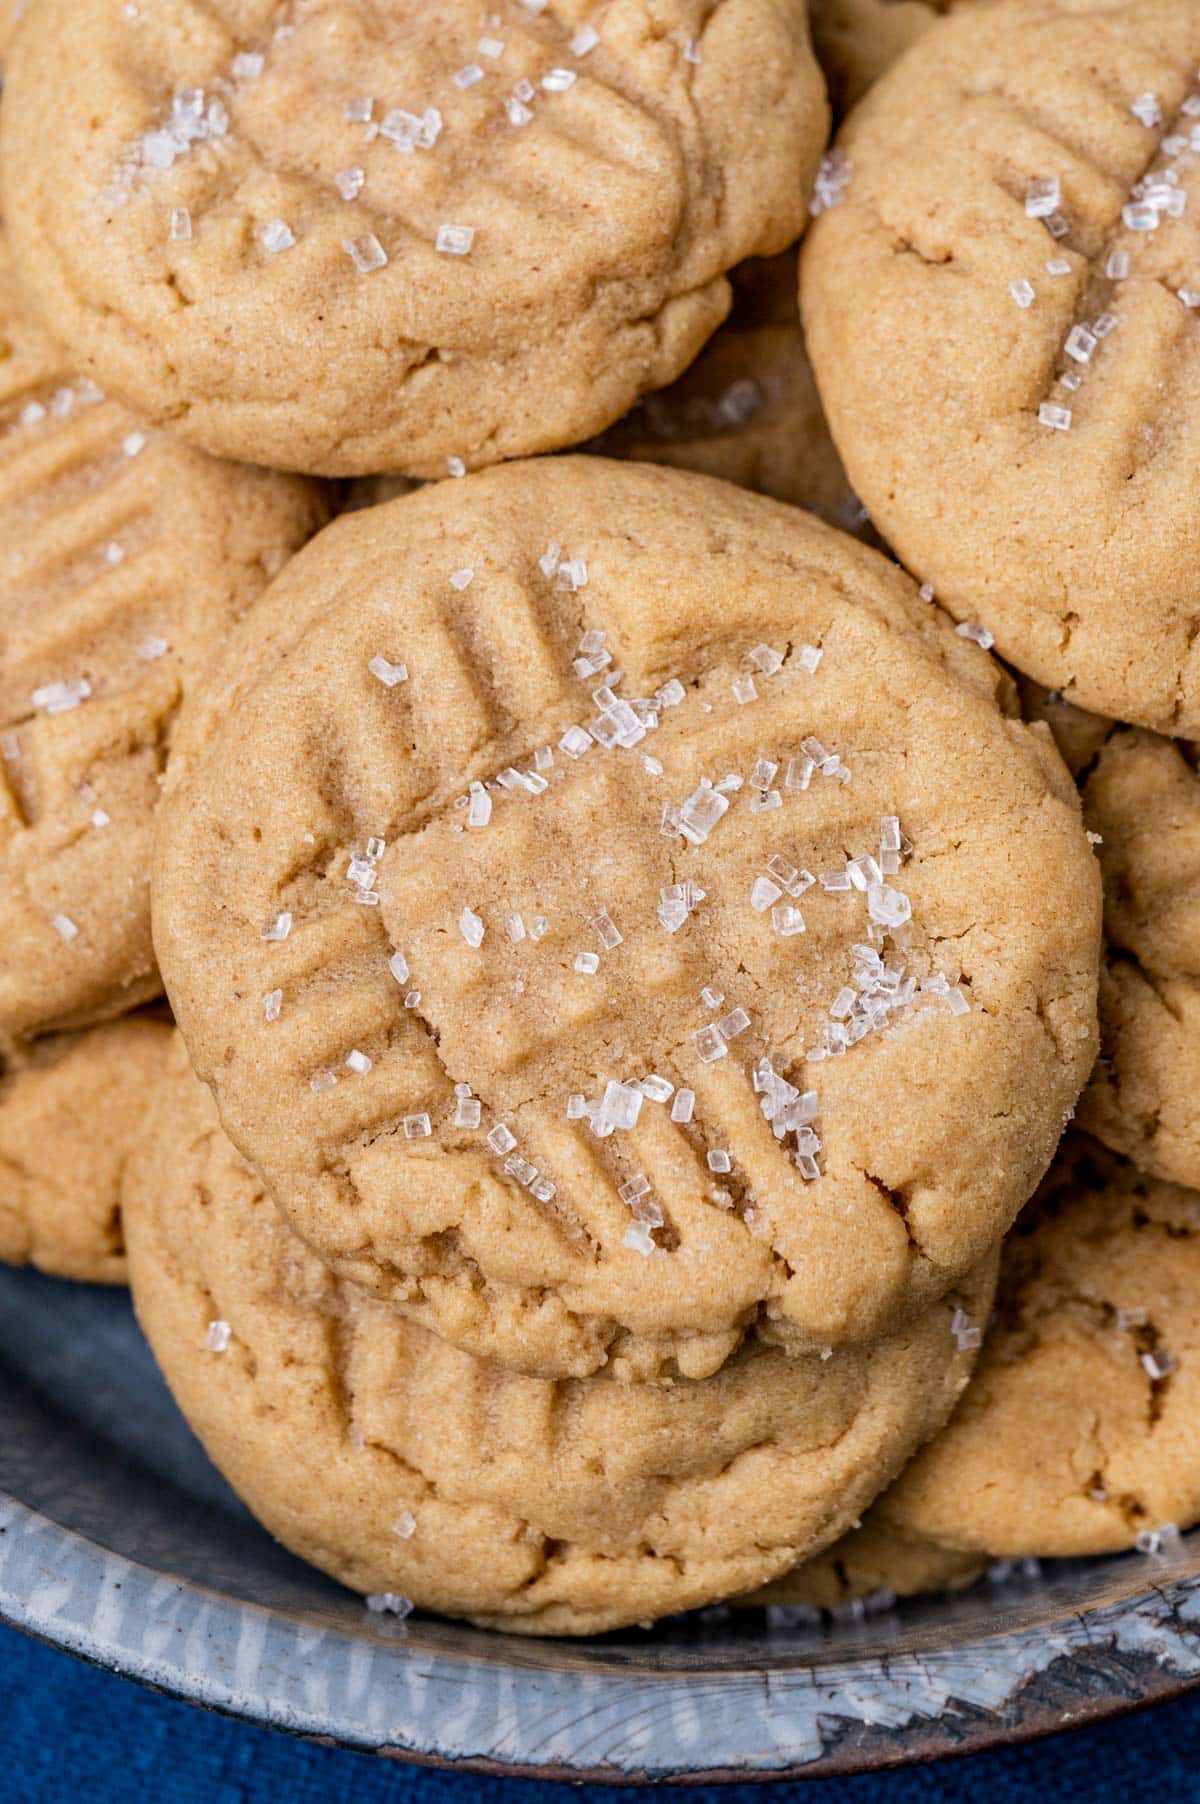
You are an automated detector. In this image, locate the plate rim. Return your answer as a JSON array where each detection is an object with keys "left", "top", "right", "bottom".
[{"left": 5, "top": 1489, "right": 1200, "bottom": 1782}]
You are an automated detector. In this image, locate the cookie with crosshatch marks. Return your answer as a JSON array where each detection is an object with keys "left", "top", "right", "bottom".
[
  {"left": 0, "top": 231, "right": 325, "bottom": 1050},
  {"left": 0, "top": 1011, "right": 170, "bottom": 1284},
  {"left": 154, "top": 459, "right": 1099, "bottom": 1381},
  {"left": 803, "top": 0, "right": 1200, "bottom": 735},
  {"left": 0, "top": 0, "right": 827, "bottom": 478},
  {"left": 123, "top": 1038, "right": 996, "bottom": 1636},
  {"left": 866, "top": 1135, "right": 1200, "bottom": 1559}
]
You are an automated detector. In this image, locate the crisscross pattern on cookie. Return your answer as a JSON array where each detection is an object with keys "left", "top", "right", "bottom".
[
  {"left": 2, "top": 0, "right": 825, "bottom": 473},
  {"left": 155, "top": 459, "right": 1100, "bottom": 1379},
  {"left": 124, "top": 1040, "right": 997, "bottom": 1634},
  {"left": 0, "top": 236, "right": 323, "bottom": 1044},
  {"left": 803, "top": 0, "right": 1200, "bottom": 733}
]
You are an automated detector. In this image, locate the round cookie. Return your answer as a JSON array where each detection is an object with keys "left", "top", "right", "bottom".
[
  {"left": 810, "top": 0, "right": 956, "bottom": 112},
  {"left": 124, "top": 1038, "right": 997, "bottom": 1636},
  {"left": 876, "top": 1135, "right": 1200, "bottom": 1557},
  {"left": 0, "top": 0, "right": 829, "bottom": 478},
  {"left": 802, "top": 0, "right": 1200, "bottom": 734},
  {"left": 154, "top": 458, "right": 1099, "bottom": 1381},
  {"left": 1076, "top": 729, "right": 1200, "bottom": 1190},
  {"left": 0, "top": 230, "right": 324, "bottom": 1048},
  {"left": 741, "top": 1515, "right": 985, "bottom": 1611},
  {"left": 0, "top": 1012, "right": 171, "bottom": 1283},
  {"left": 593, "top": 252, "right": 864, "bottom": 524}
]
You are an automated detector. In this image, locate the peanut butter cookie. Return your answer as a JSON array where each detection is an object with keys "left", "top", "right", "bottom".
[
  {"left": 0, "top": 1011, "right": 170, "bottom": 1283},
  {"left": 877, "top": 1135, "right": 1200, "bottom": 1557},
  {"left": 2, "top": 0, "right": 828, "bottom": 476},
  {"left": 155, "top": 459, "right": 1099, "bottom": 1380},
  {"left": 124, "top": 1038, "right": 996, "bottom": 1636},
  {"left": 803, "top": 0, "right": 1200, "bottom": 733},
  {"left": 0, "top": 230, "right": 324, "bottom": 1047},
  {"left": 594, "top": 253, "right": 864, "bottom": 524}
]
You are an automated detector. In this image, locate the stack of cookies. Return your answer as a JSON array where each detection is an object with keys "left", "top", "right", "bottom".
[{"left": 1, "top": 0, "right": 1197, "bottom": 1637}]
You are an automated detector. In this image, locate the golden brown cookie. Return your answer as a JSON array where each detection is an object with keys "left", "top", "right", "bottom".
[
  {"left": 154, "top": 458, "right": 1099, "bottom": 1381},
  {"left": 1015, "top": 684, "right": 1200, "bottom": 1188},
  {"left": 0, "top": 1012, "right": 170, "bottom": 1283},
  {"left": 1, "top": 0, "right": 828, "bottom": 477},
  {"left": 593, "top": 253, "right": 864, "bottom": 524},
  {"left": 0, "top": 230, "right": 324, "bottom": 1047},
  {"left": 1016, "top": 676, "right": 1113, "bottom": 781},
  {"left": 1076, "top": 729, "right": 1200, "bottom": 1190},
  {"left": 810, "top": 0, "right": 956, "bottom": 111},
  {"left": 876, "top": 1135, "right": 1200, "bottom": 1557},
  {"left": 740, "top": 1514, "right": 985, "bottom": 1610},
  {"left": 803, "top": 0, "right": 1200, "bottom": 734},
  {"left": 124, "top": 1038, "right": 996, "bottom": 1636}
]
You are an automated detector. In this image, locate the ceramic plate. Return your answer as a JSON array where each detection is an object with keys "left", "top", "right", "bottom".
[{"left": 3, "top": 1266, "right": 1199, "bottom": 1782}]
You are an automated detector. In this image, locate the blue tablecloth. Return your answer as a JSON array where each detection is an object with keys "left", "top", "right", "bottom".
[{"left": 3, "top": 1621, "right": 1199, "bottom": 1803}]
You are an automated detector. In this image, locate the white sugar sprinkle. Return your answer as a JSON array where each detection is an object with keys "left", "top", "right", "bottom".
[
  {"left": 263, "top": 988, "right": 282, "bottom": 1022},
  {"left": 1039, "top": 402, "right": 1072, "bottom": 432},
  {"left": 365, "top": 1594, "right": 413, "bottom": 1619},
  {"left": 541, "top": 67, "right": 576, "bottom": 92},
  {"left": 336, "top": 167, "right": 365, "bottom": 200},
  {"left": 455, "top": 64, "right": 484, "bottom": 88},
  {"left": 259, "top": 219, "right": 295, "bottom": 254},
  {"left": 956, "top": 621, "right": 994, "bottom": 650},
  {"left": 261, "top": 912, "right": 292, "bottom": 942},
  {"left": 1010, "top": 278, "right": 1035, "bottom": 309},
  {"left": 343, "top": 233, "right": 388, "bottom": 273},
  {"left": 51, "top": 913, "right": 79, "bottom": 942},
  {"left": 695, "top": 1024, "right": 727, "bottom": 1062},
  {"left": 487, "top": 1124, "right": 517, "bottom": 1155},
  {"left": 436, "top": 223, "right": 475, "bottom": 256},
  {"left": 345, "top": 1048, "right": 372, "bottom": 1075},
  {"left": 459, "top": 907, "right": 485, "bottom": 947},
  {"left": 32, "top": 678, "right": 92, "bottom": 714},
  {"left": 574, "top": 950, "right": 600, "bottom": 974},
  {"left": 205, "top": 1320, "right": 231, "bottom": 1352},
  {"left": 404, "top": 1112, "right": 432, "bottom": 1139},
  {"left": 170, "top": 206, "right": 192, "bottom": 241},
  {"left": 369, "top": 654, "right": 408, "bottom": 687},
  {"left": 570, "top": 24, "right": 599, "bottom": 55},
  {"left": 1025, "top": 175, "right": 1060, "bottom": 218}
]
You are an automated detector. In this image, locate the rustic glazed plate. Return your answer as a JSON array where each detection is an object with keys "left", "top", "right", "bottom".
[{"left": 2, "top": 1265, "right": 1199, "bottom": 1782}]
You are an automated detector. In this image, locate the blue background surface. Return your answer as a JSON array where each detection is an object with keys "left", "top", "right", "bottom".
[{"left": 3, "top": 1622, "right": 1200, "bottom": 1803}]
